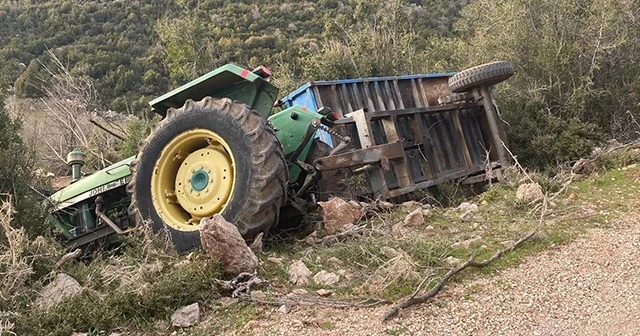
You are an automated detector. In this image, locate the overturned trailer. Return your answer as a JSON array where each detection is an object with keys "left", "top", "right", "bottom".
[{"left": 282, "top": 61, "right": 513, "bottom": 201}]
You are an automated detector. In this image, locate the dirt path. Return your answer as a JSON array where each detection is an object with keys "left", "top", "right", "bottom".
[{"left": 240, "top": 211, "right": 640, "bottom": 336}]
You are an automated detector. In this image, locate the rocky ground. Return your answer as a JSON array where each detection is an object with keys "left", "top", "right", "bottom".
[{"left": 234, "top": 205, "right": 640, "bottom": 336}]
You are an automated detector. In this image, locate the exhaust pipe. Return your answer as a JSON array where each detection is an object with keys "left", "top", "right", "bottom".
[{"left": 66, "top": 150, "right": 86, "bottom": 182}]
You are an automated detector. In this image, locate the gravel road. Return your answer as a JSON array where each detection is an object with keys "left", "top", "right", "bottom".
[{"left": 241, "top": 211, "right": 640, "bottom": 336}]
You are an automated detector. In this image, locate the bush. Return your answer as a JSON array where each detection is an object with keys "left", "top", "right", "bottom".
[
  {"left": 502, "top": 98, "right": 603, "bottom": 172},
  {"left": 0, "top": 95, "right": 49, "bottom": 236}
]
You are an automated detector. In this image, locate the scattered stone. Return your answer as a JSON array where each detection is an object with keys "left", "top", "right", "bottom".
[
  {"left": 327, "top": 257, "right": 343, "bottom": 267},
  {"left": 337, "top": 269, "right": 355, "bottom": 280},
  {"left": 291, "top": 288, "right": 308, "bottom": 295},
  {"left": 549, "top": 201, "right": 557, "bottom": 208},
  {"left": 421, "top": 203, "right": 434, "bottom": 210},
  {"left": 36, "top": 273, "right": 82, "bottom": 310},
  {"left": 500, "top": 240, "right": 515, "bottom": 247},
  {"left": 457, "top": 202, "right": 479, "bottom": 213},
  {"left": 380, "top": 246, "right": 400, "bottom": 258},
  {"left": 425, "top": 225, "right": 435, "bottom": 231},
  {"left": 288, "top": 260, "right": 313, "bottom": 286},
  {"left": 391, "top": 222, "right": 407, "bottom": 237},
  {"left": 444, "top": 256, "right": 462, "bottom": 266},
  {"left": 278, "top": 304, "right": 291, "bottom": 314},
  {"left": 313, "top": 270, "right": 340, "bottom": 287},
  {"left": 318, "top": 197, "right": 363, "bottom": 234},
  {"left": 622, "top": 163, "right": 637, "bottom": 170},
  {"left": 315, "top": 256, "right": 323, "bottom": 264},
  {"left": 244, "top": 320, "right": 261, "bottom": 329},
  {"left": 199, "top": 215, "right": 258, "bottom": 275},
  {"left": 404, "top": 208, "right": 424, "bottom": 227},
  {"left": 70, "top": 333, "right": 87, "bottom": 336},
  {"left": 516, "top": 183, "right": 544, "bottom": 203},
  {"left": 480, "top": 200, "right": 489, "bottom": 206},
  {"left": 316, "top": 289, "right": 334, "bottom": 297},
  {"left": 380, "top": 201, "right": 396, "bottom": 210},
  {"left": 401, "top": 201, "right": 423, "bottom": 209},
  {"left": 267, "top": 257, "right": 283, "bottom": 265},
  {"left": 219, "top": 297, "right": 240, "bottom": 308},
  {"left": 250, "top": 290, "right": 267, "bottom": 302},
  {"left": 568, "top": 193, "right": 576, "bottom": 200},
  {"left": 422, "top": 209, "right": 432, "bottom": 217},
  {"left": 171, "top": 303, "right": 200, "bottom": 327},
  {"left": 451, "top": 236, "right": 483, "bottom": 249}
]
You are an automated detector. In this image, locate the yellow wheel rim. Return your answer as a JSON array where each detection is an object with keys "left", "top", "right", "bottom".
[{"left": 151, "top": 129, "right": 235, "bottom": 231}]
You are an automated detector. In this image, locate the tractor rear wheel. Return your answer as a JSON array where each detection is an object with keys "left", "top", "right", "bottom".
[
  {"left": 448, "top": 61, "right": 514, "bottom": 93},
  {"left": 127, "top": 97, "right": 287, "bottom": 252}
]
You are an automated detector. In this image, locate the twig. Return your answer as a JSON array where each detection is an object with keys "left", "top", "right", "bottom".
[
  {"left": 89, "top": 119, "right": 126, "bottom": 141},
  {"left": 382, "top": 228, "right": 538, "bottom": 321},
  {"left": 54, "top": 249, "right": 82, "bottom": 268}
]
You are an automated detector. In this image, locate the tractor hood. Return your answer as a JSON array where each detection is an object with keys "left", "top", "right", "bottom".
[{"left": 49, "top": 156, "right": 135, "bottom": 210}]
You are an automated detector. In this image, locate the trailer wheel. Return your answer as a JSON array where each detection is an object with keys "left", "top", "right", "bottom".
[
  {"left": 127, "top": 97, "right": 287, "bottom": 252},
  {"left": 448, "top": 61, "right": 514, "bottom": 93}
]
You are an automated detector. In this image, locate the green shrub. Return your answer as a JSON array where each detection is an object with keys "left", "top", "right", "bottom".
[{"left": 503, "top": 98, "right": 603, "bottom": 172}]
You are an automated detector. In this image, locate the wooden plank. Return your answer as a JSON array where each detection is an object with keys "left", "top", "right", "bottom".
[{"left": 407, "top": 113, "right": 434, "bottom": 179}]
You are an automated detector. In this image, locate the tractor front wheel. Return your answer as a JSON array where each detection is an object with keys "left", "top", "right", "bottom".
[{"left": 127, "top": 97, "right": 287, "bottom": 252}]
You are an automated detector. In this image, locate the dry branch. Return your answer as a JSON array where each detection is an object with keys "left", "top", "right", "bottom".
[
  {"left": 382, "top": 228, "right": 538, "bottom": 321},
  {"left": 89, "top": 119, "right": 126, "bottom": 141}
]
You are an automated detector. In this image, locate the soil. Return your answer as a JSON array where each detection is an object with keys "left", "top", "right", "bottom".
[{"left": 236, "top": 209, "right": 640, "bottom": 336}]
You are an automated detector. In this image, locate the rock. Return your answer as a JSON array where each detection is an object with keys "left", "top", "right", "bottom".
[
  {"left": 480, "top": 200, "right": 489, "bottom": 206},
  {"left": 317, "top": 197, "right": 362, "bottom": 234},
  {"left": 516, "top": 183, "right": 544, "bottom": 203},
  {"left": 244, "top": 320, "right": 261, "bottom": 329},
  {"left": 422, "top": 209, "right": 432, "bottom": 217},
  {"left": 327, "top": 257, "right": 343, "bottom": 267},
  {"left": 199, "top": 215, "right": 258, "bottom": 275},
  {"left": 109, "top": 333, "right": 122, "bottom": 336},
  {"left": 457, "top": 202, "right": 478, "bottom": 213},
  {"left": 291, "top": 288, "right": 309, "bottom": 295},
  {"left": 403, "top": 208, "right": 424, "bottom": 227},
  {"left": 380, "top": 246, "right": 400, "bottom": 258},
  {"left": 70, "top": 333, "right": 88, "bottom": 336},
  {"left": 622, "top": 163, "right": 637, "bottom": 170},
  {"left": 278, "top": 304, "right": 291, "bottom": 314},
  {"left": 337, "top": 269, "right": 355, "bottom": 280},
  {"left": 391, "top": 222, "right": 406, "bottom": 237},
  {"left": 425, "top": 225, "right": 434, "bottom": 231},
  {"left": 171, "top": 303, "right": 200, "bottom": 327},
  {"left": 267, "top": 257, "right": 283, "bottom": 265},
  {"left": 316, "top": 289, "right": 334, "bottom": 297},
  {"left": 379, "top": 201, "right": 395, "bottom": 210},
  {"left": 36, "top": 273, "right": 82, "bottom": 310},
  {"left": 288, "top": 260, "right": 313, "bottom": 286},
  {"left": 568, "top": 193, "right": 576, "bottom": 200},
  {"left": 401, "top": 201, "right": 423, "bottom": 209},
  {"left": 219, "top": 297, "right": 240, "bottom": 308},
  {"left": 451, "top": 236, "right": 483, "bottom": 249},
  {"left": 549, "top": 201, "right": 557, "bottom": 208},
  {"left": 421, "top": 203, "right": 434, "bottom": 210},
  {"left": 313, "top": 270, "right": 340, "bottom": 287},
  {"left": 444, "top": 256, "right": 462, "bottom": 266},
  {"left": 250, "top": 290, "right": 267, "bottom": 302}
]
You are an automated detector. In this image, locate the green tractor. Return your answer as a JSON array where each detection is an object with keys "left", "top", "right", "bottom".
[
  {"left": 48, "top": 61, "right": 514, "bottom": 252},
  {"left": 48, "top": 64, "right": 342, "bottom": 252}
]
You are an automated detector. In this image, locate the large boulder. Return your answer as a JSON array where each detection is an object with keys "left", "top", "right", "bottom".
[
  {"left": 36, "top": 273, "right": 82, "bottom": 310},
  {"left": 317, "top": 197, "right": 362, "bottom": 234},
  {"left": 199, "top": 215, "right": 258, "bottom": 275}
]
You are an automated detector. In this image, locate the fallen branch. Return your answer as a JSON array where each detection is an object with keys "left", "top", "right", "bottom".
[
  {"left": 89, "top": 118, "right": 126, "bottom": 141},
  {"left": 382, "top": 228, "right": 538, "bottom": 321},
  {"left": 54, "top": 249, "right": 82, "bottom": 268}
]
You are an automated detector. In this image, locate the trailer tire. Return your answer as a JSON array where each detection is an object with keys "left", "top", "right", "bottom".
[
  {"left": 448, "top": 61, "right": 514, "bottom": 93},
  {"left": 127, "top": 97, "right": 287, "bottom": 252}
]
